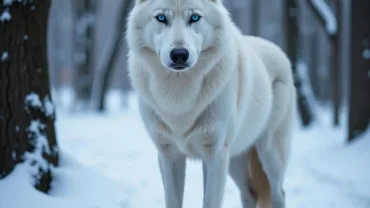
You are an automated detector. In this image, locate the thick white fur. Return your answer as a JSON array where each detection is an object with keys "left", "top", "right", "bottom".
[{"left": 126, "top": 0, "right": 295, "bottom": 207}]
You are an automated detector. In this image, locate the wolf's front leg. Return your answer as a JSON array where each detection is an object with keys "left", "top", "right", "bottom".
[
  {"left": 201, "top": 143, "right": 230, "bottom": 208},
  {"left": 158, "top": 145, "right": 186, "bottom": 208}
]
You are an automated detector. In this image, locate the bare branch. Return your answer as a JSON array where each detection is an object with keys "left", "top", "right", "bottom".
[{"left": 306, "top": 0, "right": 338, "bottom": 37}]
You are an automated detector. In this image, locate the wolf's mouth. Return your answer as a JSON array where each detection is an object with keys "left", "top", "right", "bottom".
[{"left": 170, "top": 64, "right": 188, "bottom": 71}]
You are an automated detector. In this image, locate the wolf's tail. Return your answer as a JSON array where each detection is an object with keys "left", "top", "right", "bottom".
[{"left": 248, "top": 146, "right": 270, "bottom": 208}]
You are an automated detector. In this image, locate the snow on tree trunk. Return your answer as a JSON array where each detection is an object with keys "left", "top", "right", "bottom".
[
  {"left": 348, "top": 0, "right": 370, "bottom": 142},
  {"left": 0, "top": 0, "right": 59, "bottom": 192}
]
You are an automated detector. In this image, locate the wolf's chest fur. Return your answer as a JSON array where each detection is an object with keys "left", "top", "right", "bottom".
[
  {"left": 147, "top": 75, "right": 210, "bottom": 132},
  {"left": 148, "top": 94, "right": 216, "bottom": 158},
  {"left": 137, "top": 70, "right": 232, "bottom": 157},
  {"left": 149, "top": 73, "right": 202, "bottom": 116}
]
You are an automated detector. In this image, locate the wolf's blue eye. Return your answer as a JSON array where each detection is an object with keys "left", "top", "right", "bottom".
[
  {"left": 190, "top": 14, "right": 201, "bottom": 23},
  {"left": 155, "top": 14, "right": 167, "bottom": 23}
]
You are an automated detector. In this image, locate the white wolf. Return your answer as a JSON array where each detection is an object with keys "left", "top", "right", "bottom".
[{"left": 126, "top": 0, "right": 296, "bottom": 207}]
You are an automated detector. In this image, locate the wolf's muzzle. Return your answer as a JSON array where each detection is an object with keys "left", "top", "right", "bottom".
[{"left": 170, "top": 48, "right": 189, "bottom": 70}]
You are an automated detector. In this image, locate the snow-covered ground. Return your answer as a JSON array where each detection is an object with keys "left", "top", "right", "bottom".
[{"left": 1, "top": 90, "right": 369, "bottom": 208}]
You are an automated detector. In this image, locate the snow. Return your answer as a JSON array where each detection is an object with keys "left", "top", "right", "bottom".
[
  {"left": 25, "top": 93, "right": 43, "bottom": 109},
  {"left": 0, "top": 10, "right": 11, "bottom": 22},
  {"left": 363, "top": 48, "right": 370, "bottom": 60},
  {"left": 3, "top": 0, "right": 13, "bottom": 6},
  {"left": 3, "top": 0, "right": 24, "bottom": 6},
  {"left": 1, "top": 52, "right": 8, "bottom": 61},
  {"left": 24, "top": 120, "right": 50, "bottom": 183},
  {"left": 43, "top": 96, "right": 55, "bottom": 117},
  {"left": 311, "top": 0, "right": 337, "bottom": 35},
  {"left": 1, "top": 90, "right": 370, "bottom": 208},
  {"left": 296, "top": 61, "right": 318, "bottom": 120},
  {"left": 25, "top": 93, "right": 55, "bottom": 117},
  {"left": 1, "top": 0, "right": 34, "bottom": 22},
  {"left": 0, "top": 155, "right": 131, "bottom": 208},
  {"left": 23, "top": 93, "right": 56, "bottom": 184},
  {"left": 27, "top": 120, "right": 50, "bottom": 155}
]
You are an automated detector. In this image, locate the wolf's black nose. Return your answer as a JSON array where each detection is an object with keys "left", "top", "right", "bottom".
[{"left": 170, "top": 48, "right": 189, "bottom": 66}]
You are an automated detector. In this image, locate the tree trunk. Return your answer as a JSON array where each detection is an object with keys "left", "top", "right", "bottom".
[
  {"left": 348, "top": 1, "right": 370, "bottom": 142},
  {"left": 308, "top": 30, "right": 320, "bottom": 99},
  {"left": 305, "top": 0, "right": 341, "bottom": 126},
  {"left": 71, "top": 0, "right": 97, "bottom": 111},
  {"left": 250, "top": 0, "right": 260, "bottom": 36},
  {"left": 94, "top": 0, "right": 133, "bottom": 112},
  {"left": 48, "top": 2, "right": 64, "bottom": 107},
  {"left": 331, "top": 0, "right": 341, "bottom": 126},
  {"left": 300, "top": 0, "right": 320, "bottom": 101},
  {"left": 0, "top": 0, "right": 59, "bottom": 192},
  {"left": 284, "top": 0, "right": 313, "bottom": 126}
]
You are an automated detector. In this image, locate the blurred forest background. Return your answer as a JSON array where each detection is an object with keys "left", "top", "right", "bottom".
[{"left": 47, "top": 0, "right": 368, "bottom": 140}]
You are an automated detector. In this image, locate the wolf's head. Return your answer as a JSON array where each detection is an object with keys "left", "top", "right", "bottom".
[{"left": 126, "top": 0, "right": 230, "bottom": 72}]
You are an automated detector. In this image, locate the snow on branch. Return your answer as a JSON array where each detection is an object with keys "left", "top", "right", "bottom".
[{"left": 309, "top": 0, "right": 338, "bottom": 36}]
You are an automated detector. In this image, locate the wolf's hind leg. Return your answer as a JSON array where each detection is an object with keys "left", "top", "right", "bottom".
[
  {"left": 254, "top": 75, "right": 293, "bottom": 208},
  {"left": 229, "top": 151, "right": 256, "bottom": 208},
  {"left": 255, "top": 132, "right": 286, "bottom": 208}
]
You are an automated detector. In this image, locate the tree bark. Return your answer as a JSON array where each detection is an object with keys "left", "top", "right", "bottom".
[
  {"left": 284, "top": 0, "right": 313, "bottom": 126},
  {"left": 94, "top": 0, "right": 133, "bottom": 112},
  {"left": 0, "top": 0, "right": 59, "bottom": 192},
  {"left": 332, "top": 0, "right": 341, "bottom": 126},
  {"left": 348, "top": 1, "right": 370, "bottom": 142}
]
